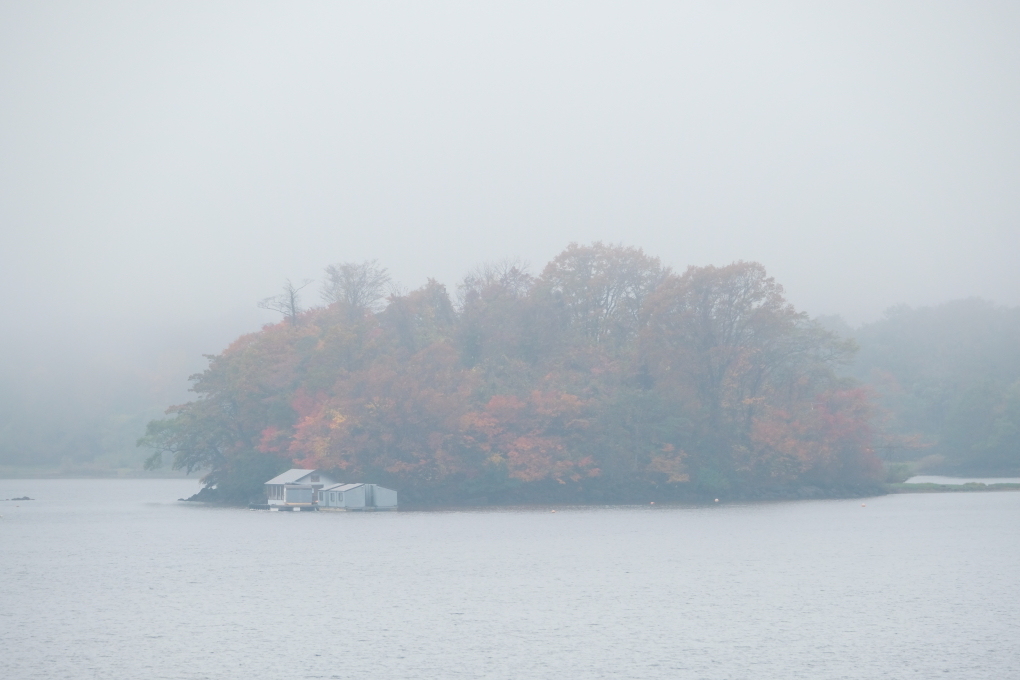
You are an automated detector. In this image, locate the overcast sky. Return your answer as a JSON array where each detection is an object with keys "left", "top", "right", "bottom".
[{"left": 2, "top": 1, "right": 1019, "bottom": 375}]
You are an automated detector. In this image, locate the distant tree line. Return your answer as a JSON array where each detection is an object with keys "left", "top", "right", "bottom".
[
  {"left": 844, "top": 299, "right": 1020, "bottom": 476},
  {"left": 141, "top": 243, "right": 884, "bottom": 504}
]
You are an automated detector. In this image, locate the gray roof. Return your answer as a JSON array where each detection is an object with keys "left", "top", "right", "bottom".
[
  {"left": 321, "top": 483, "right": 365, "bottom": 492},
  {"left": 321, "top": 483, "right": 398, "bottom": 493},
  {"left": 264, "top": 469, "right": 317, "bottom": 485}
]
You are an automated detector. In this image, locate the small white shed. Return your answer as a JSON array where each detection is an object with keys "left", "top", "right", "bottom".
[
  {"left": 319, "top": 483, "right": 398, "bottom": 510},
  {"left": 264, "top": 469, "right": 336, "bottom": 506}
]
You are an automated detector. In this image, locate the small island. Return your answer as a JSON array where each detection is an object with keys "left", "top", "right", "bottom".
[
  {"left": 141, "top": 245, "right": 891, "bottom": 506},
  {"left": 137, "top": 245, "right": 1020, "bottom": 507}
]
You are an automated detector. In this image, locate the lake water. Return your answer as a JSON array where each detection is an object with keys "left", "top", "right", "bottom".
[{"left": 2, "top": 479, "right": 1018, "bottom": 680}]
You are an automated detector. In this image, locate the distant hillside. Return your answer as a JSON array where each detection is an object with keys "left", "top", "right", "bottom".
[{"left": 838, "top": 299, "right": 1020, "bottom": 475}]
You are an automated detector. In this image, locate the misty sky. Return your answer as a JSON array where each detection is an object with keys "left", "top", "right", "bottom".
[{"left": 3, "top": 1, "right": 1019, "bottom": 376}]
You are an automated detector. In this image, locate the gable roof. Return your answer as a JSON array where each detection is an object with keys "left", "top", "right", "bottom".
[{"left": 265, "top": 469, "right": 318, "bottom": 485}]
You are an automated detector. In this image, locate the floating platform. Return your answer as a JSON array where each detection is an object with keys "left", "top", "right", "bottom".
[
  {"left": 248, "top": 504, "right": 317, "bottom": 511},
  {"left": 319, "top": 506, "right": 397, "bottom": 511},
  {"left": 247, "top": 504, "right": 397, "bottom": 511}
]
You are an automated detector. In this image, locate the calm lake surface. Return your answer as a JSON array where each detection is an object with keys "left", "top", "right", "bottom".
[{"left": 2, "top": 479, "right": 1018, "bottom": 680}]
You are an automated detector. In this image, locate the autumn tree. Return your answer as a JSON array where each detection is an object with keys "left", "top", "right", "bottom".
[
  {"left": 139, "top": 320, "right": 321, "bottom": 501},
  {"left": 382, "top": 279, "right": 457, "bottom": 356},
  {"left": 464, "top": 391, "right": 593, "bottom": 478},
  {"left": 642, "top": 261, "right": 865, "bottom": 490},
  {"left": 456, "top": 259, "right": 536, "bottom": 370},
  {"left": 288, "top": 342, "right": 474, "bottom": 495},
  {"left": 536, "top": 242, "right": 667, "bottom": 348}
]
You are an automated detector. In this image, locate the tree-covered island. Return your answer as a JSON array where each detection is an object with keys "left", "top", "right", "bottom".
[{"left": 140, "top": 243, "right": 887, "bottom": 505}]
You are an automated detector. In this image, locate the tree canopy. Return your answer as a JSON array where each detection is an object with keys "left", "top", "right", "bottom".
[{"left": 141, "top": 243, "right": 881, "bottom": 504}]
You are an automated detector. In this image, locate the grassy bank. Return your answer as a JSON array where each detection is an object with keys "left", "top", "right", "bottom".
[{"left": 886, "top": 482, "right": 1020, "bottom": 493}]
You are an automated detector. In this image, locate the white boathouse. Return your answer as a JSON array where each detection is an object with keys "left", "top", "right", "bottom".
[
  {"left": 319, "top": 483, "right": 398, "bottom": 510},
  {"left": 264, "top": 469, "right": 336, "bottom": 507},
  {"left": 262, "top": 469, "right": 398, "bottom": 510}
]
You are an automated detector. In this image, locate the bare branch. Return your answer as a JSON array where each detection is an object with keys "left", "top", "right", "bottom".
[
  {"left": 458, "top": 257, "right": 533, "bottom": 308},
  {"left": 321, "top": 260, "right": 391, "bottom": 313},
  {"left": 258, "top": 278, "right": 313, "bottom": 324}
]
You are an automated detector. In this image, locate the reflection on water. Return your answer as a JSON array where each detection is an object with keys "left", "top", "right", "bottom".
[{"left": 2, "top": 479, "right": 1018, "bottom": 680}]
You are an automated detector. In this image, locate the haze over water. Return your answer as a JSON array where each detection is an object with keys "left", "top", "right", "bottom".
[{"left": 3, "top": 479, "right": 1018, "bottom": 679}]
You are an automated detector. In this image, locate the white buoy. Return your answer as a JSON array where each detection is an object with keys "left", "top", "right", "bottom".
[{"left": 714, "top": 498, "right": 719, "bottom": 502}]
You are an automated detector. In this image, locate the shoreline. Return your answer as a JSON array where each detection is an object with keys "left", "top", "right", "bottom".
[{"left": 886, "top": 482, "right": 1020, "bottom": 493}]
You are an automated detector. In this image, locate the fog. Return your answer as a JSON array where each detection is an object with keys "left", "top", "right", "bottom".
[{"left": 2, "top": 2, "right": 1019, "bottom": 468}]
